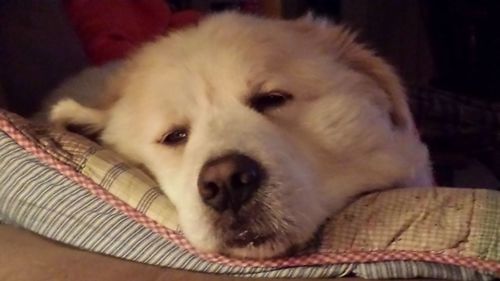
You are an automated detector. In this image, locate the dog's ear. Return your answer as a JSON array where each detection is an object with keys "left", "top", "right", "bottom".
[
  {"left": 292, "top": 15, "right": 414, "bottom": 132},
  {"left": 49, "top": 98, "right": 107, "bottom": 139}
]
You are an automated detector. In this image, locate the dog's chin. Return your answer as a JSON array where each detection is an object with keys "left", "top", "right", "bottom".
[
  {"left": 184, "top": 219, "right": 300, "bottom": 259},
  {"left": 221, "top": 235, "right": 295, "bottom": 259},
  {"left": 217, "top": 222, "right": 321, "bottom": 259},
  {"left": 206, "top": 202, "right": 316, "bottom": 259}
]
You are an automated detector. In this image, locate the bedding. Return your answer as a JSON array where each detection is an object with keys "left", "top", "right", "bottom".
[{"left": 0, "top": 109, "right": 498, "bottom": 280}]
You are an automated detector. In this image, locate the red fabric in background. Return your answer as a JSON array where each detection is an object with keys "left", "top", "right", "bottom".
[{"left": 64, "top": 0, "right": 202, "bottom": 65}]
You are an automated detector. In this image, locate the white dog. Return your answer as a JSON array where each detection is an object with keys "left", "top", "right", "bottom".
[{"left": 40, "top": 12, "right": 433, "bottom": 259}]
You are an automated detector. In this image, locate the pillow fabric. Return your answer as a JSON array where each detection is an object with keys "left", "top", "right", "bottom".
[{"left": 0, "top": 110, "right": 498, "bottom": 280}]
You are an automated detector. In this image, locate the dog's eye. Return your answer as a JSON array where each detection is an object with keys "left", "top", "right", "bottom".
[
  {"left": 249, "top": 91, "right": 293, "bottom": 112},
  {"left": 160, "top": 128, "right": 189, "bottom": 146}
]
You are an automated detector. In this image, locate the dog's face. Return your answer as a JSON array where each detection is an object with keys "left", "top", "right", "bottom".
[{"left": 51, "top": 13, "right": 432, "bottom": 258}]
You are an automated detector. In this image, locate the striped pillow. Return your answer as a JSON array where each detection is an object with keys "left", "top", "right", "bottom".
[{"left": 0, "top": 109, "right": 499, "bottom": 280}]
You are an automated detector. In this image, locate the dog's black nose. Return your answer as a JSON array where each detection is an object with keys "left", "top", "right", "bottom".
[{"left": 198, "top": 153, "right": 264, "bottom": 212}]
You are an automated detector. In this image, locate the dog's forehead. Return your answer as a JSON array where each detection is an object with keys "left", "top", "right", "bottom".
[
  {"left": 119, "top": 13, "right": 336, "bottom": 125},
  {"left": 136, "top": 24, "right": 292, "bottom": 98}
]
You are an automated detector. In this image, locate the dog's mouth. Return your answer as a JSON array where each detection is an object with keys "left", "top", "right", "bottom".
[
  {"left": 210, "top": 197, "right": 311, "bottom": 259},
  {"left": 219, "top": 225, "right": 294, "bottom": 259},
  {"left": 220, "top": 212, "right": 279, "bottom": 249},
  {"left": 224, "top": 230, "right": 275, "bottom": 248},
  {"left": 215, "top": 208, "right": 280, "bottom": 249},
  {"left": 217, "top": 216, "right": 321, "bottom": 259}
]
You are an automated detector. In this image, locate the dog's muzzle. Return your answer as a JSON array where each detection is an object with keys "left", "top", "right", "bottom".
[{"left": 197, "top": 153, "right": 265, "bottom": 212}]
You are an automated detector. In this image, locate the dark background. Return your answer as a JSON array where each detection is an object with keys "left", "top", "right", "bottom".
[{"left": 2, "top": 0, "right": 499, "bottom": 113}]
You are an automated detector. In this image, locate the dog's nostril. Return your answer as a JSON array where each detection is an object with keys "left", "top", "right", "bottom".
[
  {"left": 232, "top": 170, "right": 258, "bottom": 188},
  {"left": 200, "top": 182, "right": 219, "bottom": 200},
  {"left": 198, "top": 153, "right": 265, "bottom": 212}
]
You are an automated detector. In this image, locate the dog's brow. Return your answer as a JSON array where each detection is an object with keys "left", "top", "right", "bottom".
[
  {"left": 246, "top": 80, "right": 266, "bottom": 97},
  {"left": 199, "top": 74, "right": 217, "bottom": 103}
]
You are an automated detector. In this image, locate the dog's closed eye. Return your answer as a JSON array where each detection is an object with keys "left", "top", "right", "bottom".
[
  {"left": 249, "top": 91, "right": 293, "bottom": 112},
  {"left": 160, "top": 127, "right": 189, "bottom": 146}
]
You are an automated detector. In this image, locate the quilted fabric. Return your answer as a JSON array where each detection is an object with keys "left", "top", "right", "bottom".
[{"left": 0, "top": 110, "right": 499, "bottom": 280}]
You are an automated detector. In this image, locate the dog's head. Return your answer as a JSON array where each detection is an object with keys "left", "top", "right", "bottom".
[{"left": 50, "top": 13, "right": 432, "bottom": 259}]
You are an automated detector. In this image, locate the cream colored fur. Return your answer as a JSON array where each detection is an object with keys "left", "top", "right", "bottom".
[{"left": 40, "top": 12, "right": 433, "bottom": 259}]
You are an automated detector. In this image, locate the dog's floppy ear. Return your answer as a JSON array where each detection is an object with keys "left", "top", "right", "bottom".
[
  {"left": 49, "top": 98, "right": 107, "bottom": 138},
  {"left": 293, "top": 15, "right": 414, "bottom": 132}
]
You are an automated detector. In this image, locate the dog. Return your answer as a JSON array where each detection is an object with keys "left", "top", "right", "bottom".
[{"left": 39, "top": 12, "right": 433, "bottom": 259}]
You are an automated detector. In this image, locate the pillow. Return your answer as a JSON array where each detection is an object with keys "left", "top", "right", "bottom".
[{"left": 0, "top": 110, "right": 498, "bottom": 280}]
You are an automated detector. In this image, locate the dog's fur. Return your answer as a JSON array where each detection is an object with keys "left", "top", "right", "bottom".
[{"left": 40, "top": 13, "right": 433, "bottom": 259}]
